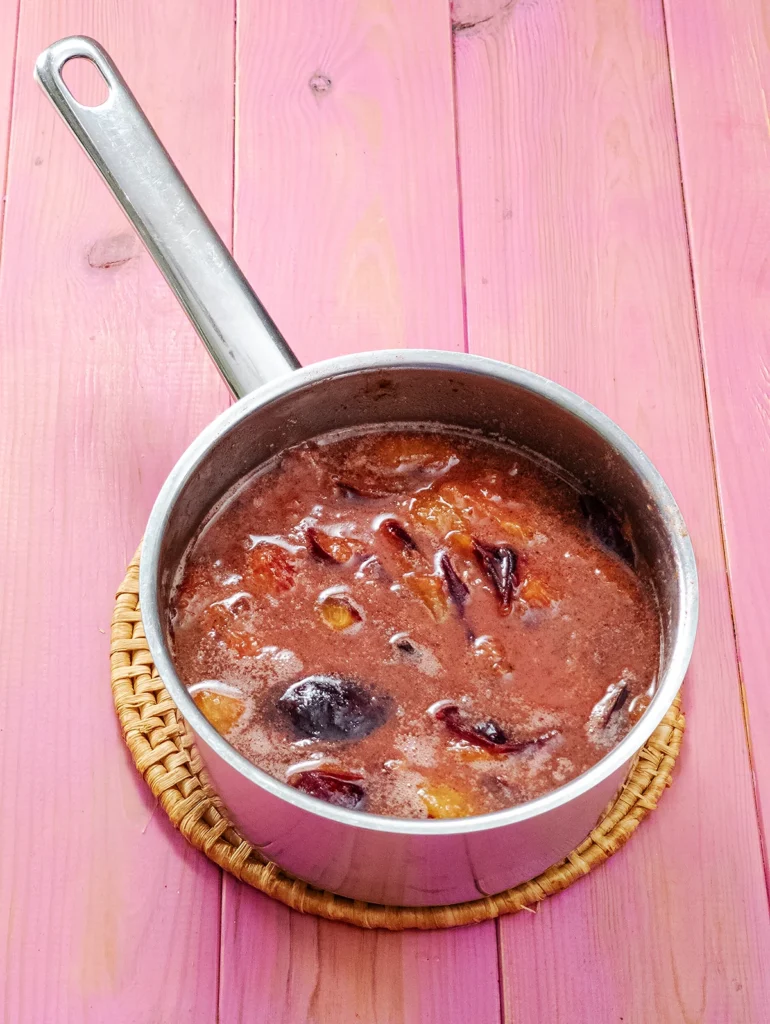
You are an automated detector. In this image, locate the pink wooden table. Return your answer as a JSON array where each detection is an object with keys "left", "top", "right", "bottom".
[{"left": 2, "top": 0, "right": 769, "bottom": 1020}]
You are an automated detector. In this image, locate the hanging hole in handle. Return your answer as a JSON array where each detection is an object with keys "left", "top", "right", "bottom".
[{"left": 61, "top": 56, "right": 110, "bottom": 107}]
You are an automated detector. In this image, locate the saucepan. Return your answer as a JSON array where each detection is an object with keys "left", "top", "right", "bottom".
[{"left": 35, "top": 36, "right": 697, "bottom": 906}]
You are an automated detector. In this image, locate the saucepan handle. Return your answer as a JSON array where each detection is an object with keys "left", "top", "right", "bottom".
[{"left": 34, "top": 36, "right": 300, "bottom": 398}]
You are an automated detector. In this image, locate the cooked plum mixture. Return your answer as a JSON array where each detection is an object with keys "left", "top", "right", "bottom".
[{"left": 170, "top": 427, "right": 660, "bottom": 819}]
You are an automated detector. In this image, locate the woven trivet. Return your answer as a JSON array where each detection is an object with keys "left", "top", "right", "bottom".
[{"left": 110, "top": 547, "right": 684, "bottom": 931}]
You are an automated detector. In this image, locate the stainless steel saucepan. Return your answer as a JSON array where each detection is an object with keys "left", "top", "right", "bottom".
[{"left": 36, "top": 36, "right": 698, "bottom": 907}]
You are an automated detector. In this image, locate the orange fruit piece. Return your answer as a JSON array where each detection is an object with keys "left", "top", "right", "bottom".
[
  {"left": 453, "top": 746, "right": 506, "bottom": 763},
  {"left": 192, "top": 688, "right": 246, "bottom": 735},
  {"left": 437, "top": 484, "right": 534, "bottom": 542},
  {"left": 365, "top": 433, "right": 457, "bottom": 474},
  {"left": 410, "top": 493, "right": 467, "bottom": 537},
  {"left": 519, "top": 577, "right": 557, "bottom": 608},
  {"left": 497, "top": 519, "right": 532, "bottom": 544},
  {"left": 318, "top": 594, "right": 362, "bottom": 631},
  {"left": 335, "top": 434, "right": 458, "bottom": 496},
  {"left": 246, "top": 543, "right": 296, "bottom": 594},
  {"left": 447, "top": 531, "right": 475, "bottom": 557},
  {"left": 473, "top": 635, "right": 514, "bottom": 677},
  {"left": 198, "top": 603, "right": 260, "bottom": 656},
  {"left": 436, "top": 483, "right": 474, "bottom": 516},
  {"left": 419, "top": 782, "right": 476, "bottom": 819},
  {"left": 404, "top": 572, "right": 449, "bottom": 622}
]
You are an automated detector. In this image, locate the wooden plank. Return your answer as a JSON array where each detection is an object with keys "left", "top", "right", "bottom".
[
  {"left": 0, "top": 0, "right": 19, "bottom": 246},
  {"left": 220, "top": 888, "right": 501, "bottom": 1024},
  {"left": 663, "top": 0, "right": 770, "bottom": 880},
  {"left": 220, "top": 3, "right": 500, "bottom": 1022},
  {"left": 453, "top": 0, "right": 770, "bottom": 1020},
  {"left": 0, "top": 5, "right": 234, "bottom": 1021},
  {"left": 233, "top": 0, "right": 466, "bottom": 361}
]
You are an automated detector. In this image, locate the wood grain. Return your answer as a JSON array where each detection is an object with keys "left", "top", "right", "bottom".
[
  {"left": 233, "top": 0, "right": 466, "bottom": 362},
  {"left": 0, "top": 0, "right": 19, "bottom": 246},
  {"left": 664, "top": 0, "right": 770, "bottom": 885},
  {"left": 453, "top": 0, "right": 770, "bottom": 1019},
  {"left": 219, "top": 888, "right": 501, "bottom": 1024},
  {"left": 220, "top": 3, "right": 500, "bottom": 1023},
  {"left": 0, "top": 5, "right": 233, "bottom": 1021}
]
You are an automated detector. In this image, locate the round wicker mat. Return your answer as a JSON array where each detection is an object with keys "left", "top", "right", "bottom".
[{"left": 110, "top": 548, "right": 684, "bottom": 930}]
